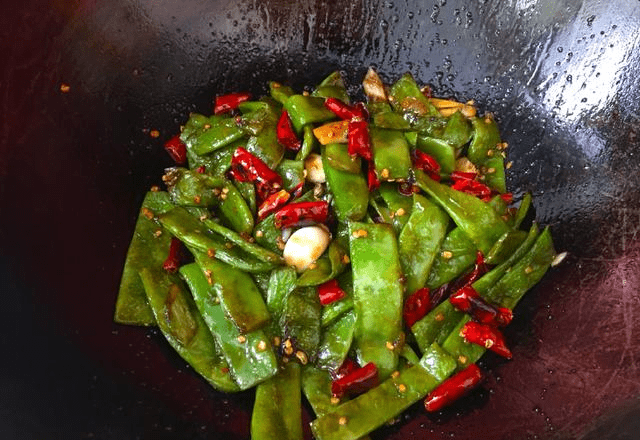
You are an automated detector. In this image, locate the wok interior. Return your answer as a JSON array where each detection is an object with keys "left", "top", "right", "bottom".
[{"left": 3, "top": 0, "right": 640, "bottom": 438}]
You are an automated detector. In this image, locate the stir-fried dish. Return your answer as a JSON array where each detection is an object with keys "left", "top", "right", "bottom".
[{"left": 114, "top": 68, "right": 562, "bottom": 440}]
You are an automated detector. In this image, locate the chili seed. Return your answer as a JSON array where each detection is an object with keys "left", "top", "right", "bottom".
[
  {"left": 484, "top": 339, "right": 494, "bottom": 348},
  {"left": 441, "top": 250, "right": 453, "bottom": 259},
  {"left": 487, "top": 167, "right": 496, "bottom": 174},
  {"left": 338, "top": 417, "right": 348, "bottom": 426},
  {"left": 295, "top": 351, "right": 308, "bottom": 365},
  {"left": 150, "top": 185, "right": 160, "bottom": 192},
  {"left": 396, "top": 208, "right": 406, "bottom": 217},
  {"left": 524, "top": 265, "right": 534, "bottom": 274},
  {"left": 352, "top": 229, "right": 368, "bottom": 238},
  {"left": 386, "top": 341, "right": 395, "bottom": 350},
  {"left": 237, "top": 335, "right": 247, "bottom": 343},
  {"left": 391, "top": 371, "right": 400, "bottom": 379},
  {"left": 381, "top": 168, "right": 390, "bottom": 178},
  {"left": 458, "top": 355, "right": 468, "bottom": 364},
  {"left": 255, "top": 230, "right": 264, "bottom": 238},
  {"left": 60, "top": 83, "right": 70, "bottom": 93},
  {"left": 342, "top": 255, "right": 350, "bottom": 264},
  {"left": 141, "top": 207, "right": 154, "bottom": 219},
  {"left": 257, "top": 340, "right": 268, "bottom": 351},
  {"left": 330, "top": 397, "right": 340, "bottom": 405},
  {"left": 397, "top": 383, "right": 407, "bottom": 393},
  {"left": 150, "top": 130, "right": 160, "bottom": 138},
  {"left": 207, "top": 248, "right": 216, "bottom": 258},
  {"left": 435, "top": 312, "right": 445, "bottom": 321},
  {"left": 153, "top": 229, "right": 163, "bottom": 238},
  {"left": 193, "top": 195, "right": 202, "bottom": 204}
]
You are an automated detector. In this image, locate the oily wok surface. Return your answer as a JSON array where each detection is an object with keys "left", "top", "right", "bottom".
[{"left": 2, "top": 0, "right": 640, "bottom": 439}]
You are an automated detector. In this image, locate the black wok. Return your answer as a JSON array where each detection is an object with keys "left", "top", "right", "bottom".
[{"left": 2, "top": 0, "right": 640, "bottom": 438}]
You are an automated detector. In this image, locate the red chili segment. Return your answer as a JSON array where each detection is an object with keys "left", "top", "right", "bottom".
[
  {"left": 229, "top": 147, "right": 283, "bottom": 201},
  {"left": 273, "top": 201, "right": 329, "bottom": 229},
  {"left": 448, "top": 251, "right": 488, "bottom": 293},
  {"left": 276, "top": 110, "right": 302, "bottom": 151},
  {"left": 331, "top": 362, "right": 379, "bottom": 398},
  {"left": 331, "top": 357, "right": 359, "bottom": 381},
  {"left": 347, "top": 120, "right": 372, "bottom": 161},
  {"left": 366, "top": 161, "right": 380, "bottom": 192},
  {"left": 403, "top": 287, "right": 432, "bottom": 327},
  {"left": 164, "top": 135, "right": 187, "bottom": 164},
  {"left": 451, "top": 178, "right": 492, "bottom": 199},
  {"left": 324, "top": 98, "right": 368, "bottom": 120},
  {"left": 213, "top": 92, "right": 251, "bottom": 114},
  {"left": 449, "top": 286, "right": 513, "bottom": 327},
  {"left": 162, "top": 238, "right": 183, "bottom": 273},
  {"left": 317, "top": 279, "right": 347, "bottom": 306},
  {"left": 500, "top": 192, "right": 514, "bottom": 204},
  {"left": 257, "top": 189, "right": 290, "bottom": 222},
  {"left": 460, "top": 321, "right": 513, "bottom": 359},
  {"left": 424, "top": 364, "right": 482, "bottom": 412},
  {"left": 411, "top": 150, "right": 441, "bottom": 181}
]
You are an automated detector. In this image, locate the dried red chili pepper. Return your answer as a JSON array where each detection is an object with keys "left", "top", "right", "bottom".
[
  {"left": 213, "top": 92, "right": 251, "bottom": 115},
  {"left": 331, "top": 362, "right": 379, "bottom": 398},
  {"left": 403, "top": 287, "right": 432, "bottom": 327},
  {"left": 366, "top": 161, "right": 380, "bottom": 192},
  {"left": 411, "top": 150, "right": 441, "bottom": 181},
  {"left": 163, "top": 135, "right": 187, "bottom": 165},
  {"left": 257, "top": 189, "right": 290, "bottom": 222},
  {"left": 424, "top": 364, "right": 482, "bottom": 412},
  {"left": 229, "top": 147, "right": 283, "bottom": 201},
  {"left": 324, "top": 97, "right": 368, "bottom": 120},
  {"left": 448, "top": 251, "right": 488, "bottom": 293},
  {"left": 500, "top": 192, "right": 514, "bottom": 204},
  {"left": 451, "top": 178, "right": 492, "bottom": 199},
  {"left": 317, "top": 279, "right": 347, "bottom": 306},
  {"left": 347, "top": 119, "right": 372, "bottom": 161},
  {"left": 273, "top": 201, "right": 329, "bottom": 229},
  {"left": 331, "top": 357, "right": 359, "bottom": 381},
  {"left": 460, "top": 321, "right": 513, "bottom": 359},
  {"left": 276, "top": 110, "right": 302, "bottom": 151},
  {"left": 449, "top": 286, "right": 513, "bottom": 327},
  {"left": 195, "top": 165, "right": 206, "bottom": 174},
  {"left": 162, "top": 238, "right": 183, "bottom": 273}
]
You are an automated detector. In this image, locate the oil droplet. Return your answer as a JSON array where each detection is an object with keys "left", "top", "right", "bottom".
[{"left": 557, "top": 46, "right": 563, "bottom": 53}]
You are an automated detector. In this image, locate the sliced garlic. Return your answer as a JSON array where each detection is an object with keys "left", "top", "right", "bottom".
[
  {"left": 304, "top": 153, "right": 326, "bottom": 183},
  {"left": 363, "top": 67, "right": 387, "bottom": 102},
  {"left": 283, "top": 226, "right": 331, "bottom": 272}
]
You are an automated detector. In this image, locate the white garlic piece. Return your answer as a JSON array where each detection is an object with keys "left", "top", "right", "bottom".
[
  {"left": 283, "top": 226, "right": 331, "bottom": 272},
  {"left": 304, "top": 153, "right": 326, "bottom": 183}
]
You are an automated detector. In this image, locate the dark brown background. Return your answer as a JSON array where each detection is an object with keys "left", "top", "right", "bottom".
[{"left": 2, "top": 0, "right": 640, "bottom": 439}]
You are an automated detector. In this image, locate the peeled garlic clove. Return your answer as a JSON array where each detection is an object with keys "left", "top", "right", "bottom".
[
  {"left": 304, "top": 153, "right": 326, "bottom": 183},
  {"left": 283, "top": 226, "right": 331, "bottom": 272}
]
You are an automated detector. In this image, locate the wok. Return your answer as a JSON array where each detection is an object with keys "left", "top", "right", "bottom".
[{"left": 2, "top": 0, "right": 640, "bottom": 438}]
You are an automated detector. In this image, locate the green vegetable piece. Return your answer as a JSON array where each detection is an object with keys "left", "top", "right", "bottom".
[
  {"left": 302, "top": 366, "right": 339, "bottom": 417},
  {"left": 312, "top": 71, "right": 350, "bottom": 103},
  {"left": 280, "top": 287, "right": 322, "bottom": 357},
  {"left": 416, "top": 171, "right": 510, "bottom": 254},
  {"left": 398, "top": 194, "right": 449, "bottom": 296},
  {"left": 295, "top": 124, "right": 317, "bottom": 161},
  {"left": 485, "top": 229, "right": 528, "bottom": 265},
  {"left": 179, "top": 264, "right": 278, "bottom": 390},
  {"left": 426, "top": 227, "right": 476, "bottom": 289},
  {"left": 139, "top": 267, "right": 239, "bottom": 393},
  {"left": 218, "top": 181, "right": 254, "bottom": 235},
  {"left": 325, "top": 143, "right": 362, "bottom": 174},
  {"left": 270, "top": 81, "right": 296, "bottom": 105},
  {"left": 265, "top": 266, "right": 298, "bottom": 335},
  {"left": 378, "top": 183, "right": 414, "bottom": 233},
  {"left": 115, "top": 191, "right": 175, "bottom": 325},
  {"left": 192, "top": 250, "right": 271, "bottom": 333},
  {"left": 251, "top": 362, "right": 303, "bottom": 440},
  {"left": 246, "top": 127, "right": 285, "bottom": 169},
  {"left": 441, "top": 110, "right": 473, "bottom": 150},
  {"left": 322, "top": 148, "right": 369, "bottom": 222},
  {"left": 277, "top": 159, "right": 305, "bottom": 191},
  {"left": 388, "top": 73, "right": 437, "bottom": 116},
  {"left": 514, "top": 192, "right": 533, "bottom": 229},
  {"left": 399, "top": 344, "right": 421, "bottom": 366},
  {"left": 416, "top": 135, "right": 456, "bottom": 174},
  {"left": 316, "top": 311, "right": 356, "bottom": 371},
  {"left": 369, "top": 102, "right": 412, "bottom": 130},
  {"left": 184, "top": 115, "right": 245, "bottom": 156},
  {"left": 370, "top": 127, "right": 412, "bottom": 182},
  {"left": 297, "top": 240, "right": 348, "bottom": 287},
  {"left": 166, "top": 168, "right": 224, "bottom": 208},
  {"left": 284, "top": 95, "right": 336, "bottom": 133},
  {"left": 235, "top": 180, "right": 257, "bottom": 215},
  {"left": 310, "top": 343, "right": 456, "bottom": 440},
  {"left": 158, "top": 207, "right": 276, "bottom": 272},
  {"left": 467, "top": 116, "right": 506, "bottom": 193},
  {"left": 349, "top": 222, "right": 404, "bottom": 379}
]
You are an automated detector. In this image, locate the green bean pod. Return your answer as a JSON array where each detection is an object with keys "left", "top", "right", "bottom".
[{"left": 370, "top": 127, "right": 412, "bottom": 182}]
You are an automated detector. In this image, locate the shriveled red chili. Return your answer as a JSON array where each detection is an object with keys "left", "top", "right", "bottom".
[
  {"left": 162, "top": 237, "right": 184, "bottom": 273},
  {"left": 411, "top": 150, "right": 441, "bottom": 181},
  {"left": 347, "top": 120, "right": 372, "bottom": 161},
  {"left": 367, "top": 161, "right": 380, "bottom": 192},
  {"left": 163, "top": 135, "right": 187, "bottom": 165},
  {"left": 403, "top": 287, "right": 432, "bottom": 328},
  {"left": 331, "top": 362, "right": 379, "bottom": 398},
  {"left": 448, "top": 251, "right": 489, "bottom": 293},
  {"left": 331, "top": 357, "right": 359, "bottom": 381},
  {"left": 317, "top": 279, "right": 347, "bottom": 306},
  {"left": 195, "top": 165, "right": 206, "bottom": 174},
  {"left": 273, "top": 201, "right": 329, "bottom": 229},
  {"left": 451, "top": 177, "right": 492, "bottom": 199},
  {"left": 257, "top": 189, "right": 290, "bottom": 222},
  {"left": 276, "top": 110, "right": 301, "bottom": 151},
  {"left": 213, "top": 92, "right": 251, "bottom": 115},
  {"left": 449, "top": 286, "right": 513, "bottom": 327},
  {"left": 324, "top": 97, "right": 368, "bottom": 120},
  {"left": 424, "top": 364, "right": 482, "bottom": 412},
  {"left": 460, "top": 321, "right": 513, "bottom": 359},
  {"left": 499, "top": 192, "right": 514, "bottom": 204},
  {"left": 229, "top": 147, "right": 283, "bottom": 201}
]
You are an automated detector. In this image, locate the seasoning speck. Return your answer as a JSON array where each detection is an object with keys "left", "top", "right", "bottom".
[
  {"left": 352, "top": 229, "right": 368, "bottom": 238},
  {"left": 338, "top": 417, "right": 348, "bottom": 426},
  {"left": 150, "top": 130, "right": 160, "bottom": 138},
  {"left": 435, "top": 312, "right": 445, "bottom": 321},
  {"left": 386, "top": 341, "right": 395, "bottom": 350},
  {"left": 330, "top": 397, "right": 340, "bottom": 405},
  {"left": 441, "top": 250, "right": 453, "bottom": 259},
  {"left": 295, "top": 351, "right": 308, "bottom": 365},
  {"left": 60, "top": 83, "right": 70, "bottom": 93},
  {"left": 207, "top": 248, "right": 216, "bottom": 258},
  {"left": 524, "top": 265, "right": 534, "bottom": 274},
  {"left": 397, "top": 383, "right": 407, "bottom": 393},
  {"left": 237, "top": 335, "right": 247, "bottom": 344},
  {"left": 396, "top": 208, "right": 406, "bottom": 217},
  {"left": 141, "top": 207, "right": 154, "bottom": 219},
  {"left": 458, "top": 355, "right": 468, "bottom": 364},
  {"left": 255, "top": 230, "right": 264, "bottom": 238},
  {"left": 257, "top": 340, "right": 267, "bottom": 351},
  {"left": 342, "top": 255, "right": 350, "bottom": 264},
  {"left": 381, "top": 168, "right": 390, "bottom": 178}
]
